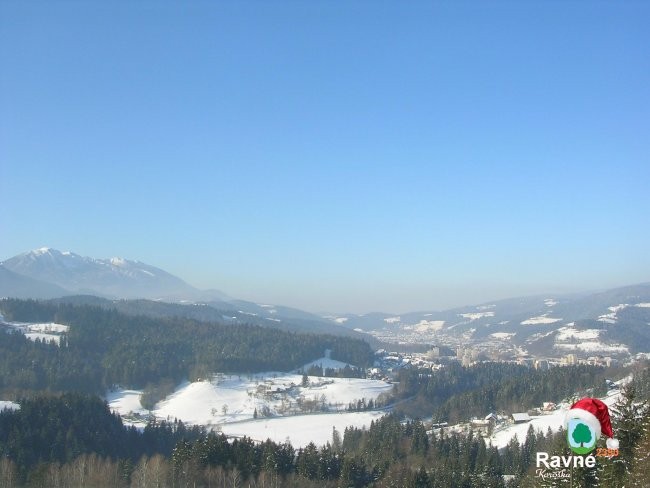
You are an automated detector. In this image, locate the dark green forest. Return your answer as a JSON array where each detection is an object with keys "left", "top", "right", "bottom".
[
  {"left": 0, "top": 382, "right": 649, "bottom": 487},
  {"left": 0, "top": 299, "right": 373, "bottom": 395},
  {"left": 393, "top": 362, "right": 609, "bottom": 422}
]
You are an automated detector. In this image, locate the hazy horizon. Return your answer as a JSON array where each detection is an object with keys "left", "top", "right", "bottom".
[
  {"left": 2, "top": 245, "right": 646, "bottom": 315},
  {"left": 2, "top": 2, "right": 649, "bottom": 314}
]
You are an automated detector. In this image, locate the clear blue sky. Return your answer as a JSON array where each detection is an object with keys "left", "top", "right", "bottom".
[{"left": 1, "top": 1, "right": 649, "bottom": 313}]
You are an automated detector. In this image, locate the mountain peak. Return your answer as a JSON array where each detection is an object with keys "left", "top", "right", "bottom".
[
  {"left": 2, "top": 248, "right": 202, "bottom": 300},
  {"left": 28, "top": 247, "right": 72, "bottom": 256},
  {"left": 110, "top": 257, "right": 127, "bottom": 267}
]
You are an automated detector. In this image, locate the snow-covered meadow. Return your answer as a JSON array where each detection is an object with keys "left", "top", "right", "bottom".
[
  {"left": 107, "top": 367, "right": 393, "bottom": 447},
  {"left": 0, "top": 317, "right": 68, "bottom": 345},
  {"left": 0, "top": 401, "right": 20, "bottom": 412}
]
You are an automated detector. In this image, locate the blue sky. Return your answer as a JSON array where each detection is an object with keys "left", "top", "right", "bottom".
[{"left": 1, "top": 1, "right": 649, "bottom": 313}]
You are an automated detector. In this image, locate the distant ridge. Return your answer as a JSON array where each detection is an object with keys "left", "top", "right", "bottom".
[
  {"left": 0, "top": 264, "right": 70, "bottom": 299},
  {"left": 1, "top": 247, "right": 228, "bottom": 302}
]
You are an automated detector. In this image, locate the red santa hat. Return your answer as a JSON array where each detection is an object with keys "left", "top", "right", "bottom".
[{"left": 566, "top": 397, "right": 619, "bottom": 449}]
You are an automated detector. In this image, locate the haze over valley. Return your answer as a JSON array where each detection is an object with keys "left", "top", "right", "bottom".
[{"left": 1, "top": 1, "right": 649, "bottom": 486}]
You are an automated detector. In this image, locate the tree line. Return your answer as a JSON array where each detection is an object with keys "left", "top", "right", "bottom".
[
  {"left": 393, "top": 362, "right": 608, "bottom": 422},
  {"left": 0, "top": 299, "right": 374, "bottom": 394},
  {"left": 1, "top": 378, "right": 648, "bottom": 487}
]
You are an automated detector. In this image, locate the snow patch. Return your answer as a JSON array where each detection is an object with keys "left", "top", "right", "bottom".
[
  {"left": 459, "top": 312, "right": 495, "bottom": 320},
  {"left": 527, "top": 331, "right": 556, "bottom": 342},
  {"left": 384, "top": 317, "right": 401, "bottom": 324},
  {"left": 555, "top": 327, "right": 601, "bottom": 341},
  {"left": 0, "top": 401, "right": 20, "bottom": 412},
  {"left": 521, "top": 315, "right": 562, "bottom": 325},
  {"left": 490, "top": 332, "right": 516, "bottom": 340},
  {"left": 597, "top": 314, "right": 617, "bottom": 324},
  {"left": 110, "top": 257, "right": 127, "bottom": 267},
  {"left": 414, "top": 320, "right": 445, "bottom": 332},
  {"left": 555, "top": 342, "right": 629, "bottom": 353},
  {"left": 106, "top": 390, "right": 148, "bottom": 417},
  {"left": 301, "top": 357, "right": 353, "bottom": 371}
]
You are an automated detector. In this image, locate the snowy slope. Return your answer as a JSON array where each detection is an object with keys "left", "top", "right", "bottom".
[
  {"left": 220, "top": 411, "right": 385, "bottom": 448},
  {"left": 108, "top": 372, "right": 393, "bottom": 445}
]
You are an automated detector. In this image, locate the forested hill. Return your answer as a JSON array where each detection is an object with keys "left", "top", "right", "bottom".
[
  {"left": 0, "top": 299, "right": 374, "bottom": 394},
  {"left": 41, "top": 294, "right": 379, "bottom": 344}
]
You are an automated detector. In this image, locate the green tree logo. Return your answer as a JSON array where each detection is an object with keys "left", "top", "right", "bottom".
[
  {"left": 572, "top": 422, "right": 592, "bottom": 447},
  {"left": 567, "top": 419, "right": 597, "bottom": 455}
]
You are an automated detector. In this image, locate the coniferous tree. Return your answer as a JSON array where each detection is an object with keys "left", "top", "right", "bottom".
[{"left": 608, "top": 385, "right": 648, "bottom": 486}]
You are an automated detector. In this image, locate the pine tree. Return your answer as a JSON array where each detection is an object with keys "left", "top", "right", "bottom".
[
  {"left": 332, "top": 426, "right": 342, "bottom": 453},
  {"left": 629, "top": 405, "right": 650, "bottom": 487},
  {"left": 609, "top": 385, "right": 647, "bottom": 485}
]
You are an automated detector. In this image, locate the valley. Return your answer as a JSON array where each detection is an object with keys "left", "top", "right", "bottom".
[{"left": 1, "top": 250, "right": 649, "bottom": 487}]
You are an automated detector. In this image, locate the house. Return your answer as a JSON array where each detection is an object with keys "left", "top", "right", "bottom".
[
  {"left": 470, "top": 418, "right": 491, "bottom": 436},
  {"left": 512, "top": 413, "right": 531, "bottom": 424}
]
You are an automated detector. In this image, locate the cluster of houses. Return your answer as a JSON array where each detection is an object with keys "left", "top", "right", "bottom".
[{"left": 437, "top": 401, "right": 561, "bottom": 438}]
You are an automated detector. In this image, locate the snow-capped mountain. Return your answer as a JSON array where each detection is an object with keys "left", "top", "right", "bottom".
[{"left": 1, "top": 247, "right": 227, "bottom": 301}]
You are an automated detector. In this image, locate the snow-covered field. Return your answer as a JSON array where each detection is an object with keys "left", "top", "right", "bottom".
[
  {"left": 0, "top": 319, "right": 68, "bottom": 345},
  {"left": 491, "top": 332, "right": 516, "bottom": 340},
  {"left": 555, "top": 342, "right": 629, "bottom": 354},
  {"left": 521, "top": 315, "right": 562, "bottom": 325},
  {"left": 459, "top": 312, "right": 495, "bottom": 321},
  {"left": 108, "top": 369, "right": 393, "bottom": 446},
  {"left": 412, "top": 320, "right": 445, "bottom": 332},
  {"left": 220, "top": 411, "right": 385, "bottom": 448},
  {"left": 555, "top": 326, "right": 601, "bottom": 341},
  {"left": 0, "top": 401, "right": 20, "bottom": 412}
]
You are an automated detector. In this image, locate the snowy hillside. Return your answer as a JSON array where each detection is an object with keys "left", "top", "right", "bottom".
[{"left": 107, "top": 372, "right": 393, "bottom": 446}]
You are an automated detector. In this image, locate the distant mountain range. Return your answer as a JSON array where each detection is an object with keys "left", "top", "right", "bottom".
[
  {"left": 0, "top": 247, "right": 365, "bottom": 341},
  {"left": 326, "top": 283, "right": 650, "bottom": 358},
  {"left": 2, "top": 247, "right": 649, "bottom": 357},
  {"left": 1, "top": 247, "right": 229, "bottom": 302}
]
